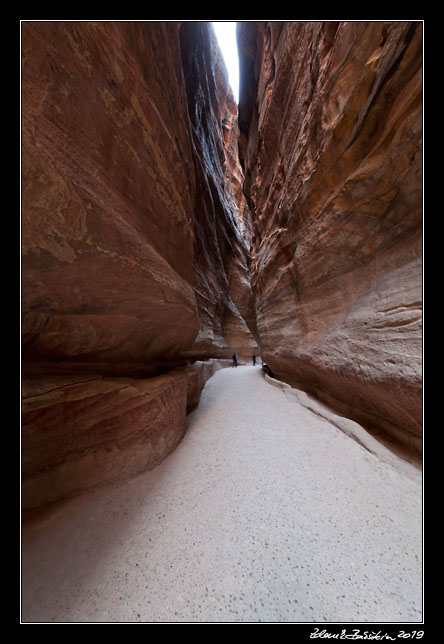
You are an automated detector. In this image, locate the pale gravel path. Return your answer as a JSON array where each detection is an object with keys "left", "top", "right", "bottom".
[{"left": 21, "top": 366, "right": 422, "bottom": 623}]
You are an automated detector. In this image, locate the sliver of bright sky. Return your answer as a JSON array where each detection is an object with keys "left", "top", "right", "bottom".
[{"left": 212, "top": 21, "right": 239, "bottom": 103}]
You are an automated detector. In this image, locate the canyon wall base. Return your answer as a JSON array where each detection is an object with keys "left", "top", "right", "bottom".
[{"left": 22, "top": 361, "right": 232, "bottom": 510}]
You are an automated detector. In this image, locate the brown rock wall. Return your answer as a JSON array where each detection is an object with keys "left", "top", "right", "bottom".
[
  {"left": 22, "top": 22, "right": 200, "bottom": 375},
  {"left": 22, "top": 359, "right": 233, "bottom": 509},
  {"left": 22, "top": 371, "right": 189, "bottom": 509},
  {"left": 21, "top": 21, "right": 256, "bottom": 507},
  {"left": 237, "top": 21, "right": 423, "bottom": 449},
  {"left": 178, "top": 22, "right": 258, "bottom": 359},
  {"left": 22, "top": 21, "right": 256, "bottom": 376}
]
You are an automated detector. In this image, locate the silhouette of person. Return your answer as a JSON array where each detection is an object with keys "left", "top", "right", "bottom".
[
  {"left": 232, "top": 353, "right": 238, "bottom": 367},
  {"left": 253, "top": 354, "right": 256, "bottom": 366}
]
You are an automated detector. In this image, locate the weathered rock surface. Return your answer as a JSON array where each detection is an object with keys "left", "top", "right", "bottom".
[
  {"left": 237, "top": 21, "right": 422, "bottom": 450},
  {"left": 22, "top": 371, "right": 188, "bottom": 509},
  {"left": 22, "top": 22, "right": 199, "bottom": 376},
  {"left": 178, "top": 23, "right": 258, "bottom": 361},
  {"left": 22, "top": 359, "right": 233, "bottom": 509},
  {"left": 21, "top": 21, "right": 256, "bottom": 508},
  {"left": 22, "top": 21, "right": 256, "bottom": 376}
]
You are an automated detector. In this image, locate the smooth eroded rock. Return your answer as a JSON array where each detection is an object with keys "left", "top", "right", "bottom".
[
  {"left": 22, "top": 370, "right": 189, "bottom": 509},
  {"left": 21, "top": 22, "right": 258, "bottom": 507},
  {"left": 22, "top": 22, "right": 204, "bottom": 374},
  {"left": 178, "top": 22, "right": 258, "bottom": 361},
  {"left": 237, "top": 21, "right": 422, "bottom": 449}
]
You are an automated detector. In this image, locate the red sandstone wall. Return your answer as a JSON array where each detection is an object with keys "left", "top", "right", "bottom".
[
  {"left": 237, "top": 21, "right": 423, "bottom": 450},
  {"left": 178, "top": 23, "right": 258, "bottom": 360},
  {"left": 21, "top": 21, "right": 256, "bottom": 508},
  {"left": 22, "top": 21, "right": 256, "bottom": 377}
]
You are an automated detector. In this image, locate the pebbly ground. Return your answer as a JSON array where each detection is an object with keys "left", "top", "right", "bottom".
[{"left": 21, "top": 365, "right": 422, "bottom": 623}]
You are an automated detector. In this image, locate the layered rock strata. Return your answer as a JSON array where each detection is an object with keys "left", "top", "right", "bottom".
[
  {"left": 22, "top": 21, "right": 256, "bottom": 377},
  {"left": 22, "top": 371, "right": 188, "bottom": 509},
  {"left": 22, "top": 21, "right": 256, "bottom": 508},
  {"left": 22, "top": 22, "right": 198, "bottom": 377},
  {"left": 22, "top": 360, "right": 232, "bottom": 509},
  {"left": 179, "top": 22, "right": 258, "bottom": 360},
  {"left": 237, "top": 21, "right": 422, "bottom": 450}
]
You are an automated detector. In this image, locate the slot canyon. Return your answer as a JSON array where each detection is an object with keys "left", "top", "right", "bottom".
[{"left": 21, "top": 21, "right": 423, "bottom": 624}]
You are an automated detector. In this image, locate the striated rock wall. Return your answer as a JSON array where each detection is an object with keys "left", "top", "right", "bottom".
[
  {"left": 178, "top": 22, "right": 258, "bottom": 360},
  {"left": 21, "top": 21, "right": 256, "bottom": 508},
  {"left": 237, "top": 21, "right": 422, "bottom": 450},
  {"left": 22, "top": 22, "right": 199, "bottom": 377},
  {"left": 22, "top": 371, "right": 189, "bottom": 509},
  {"left": 22, "top": 21, "right": 256, "bottom": 377},
  {"left": 22, "top": 360, "right": 232, "bottom": 509}
]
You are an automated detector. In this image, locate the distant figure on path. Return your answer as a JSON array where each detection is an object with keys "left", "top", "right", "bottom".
[
  {"left": 232, "top": 353, "right": 238, "bottom": 368},
  {"left": 252, "top": 355, "right": 256, "bottom": 366}
]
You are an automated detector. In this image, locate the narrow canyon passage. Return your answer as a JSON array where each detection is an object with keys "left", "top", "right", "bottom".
[{"left": 22, "top": 366, "right": 422, "bottom": 623}]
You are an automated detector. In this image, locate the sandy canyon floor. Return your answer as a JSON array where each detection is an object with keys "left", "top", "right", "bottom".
[{"left": 21, "top": 366, "right": 422, "bottom": 623}]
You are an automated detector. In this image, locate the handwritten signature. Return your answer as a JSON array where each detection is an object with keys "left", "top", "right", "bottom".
[{"left": 310, "top": 629, "right": 424, "bottom": 640}]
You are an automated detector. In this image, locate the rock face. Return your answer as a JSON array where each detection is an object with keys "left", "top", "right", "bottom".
[
  {"left": 21, "top": 22, "right": 256, "bottom": 508},
  {"left": 22, "top": 20, "right": 422, "bottom": 510},
  {"left": 22, "top": 371, "right": 189, "bottom": 509},
  {"left": 22, "top": 22, "right": 198, "bottom": 377},
  {"left": 179, "top": 23, "right": 258, "bottom": 361},
  {"left": 22, "top": 359, "right": 233, "bottom": 509},
  {"left": 237, "top": 21, "right": 422, "bottom": 450},
  {"left": 22, "top": 21, "right": 256, "bottom": 378}
]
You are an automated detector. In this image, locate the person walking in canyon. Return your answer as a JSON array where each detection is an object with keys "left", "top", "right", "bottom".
[
  {"left": 252, "top": 354, "right": 256, "bottom": 366},
  {"left": 232, "top": 353, "right": 238, "bottom": 367}
]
